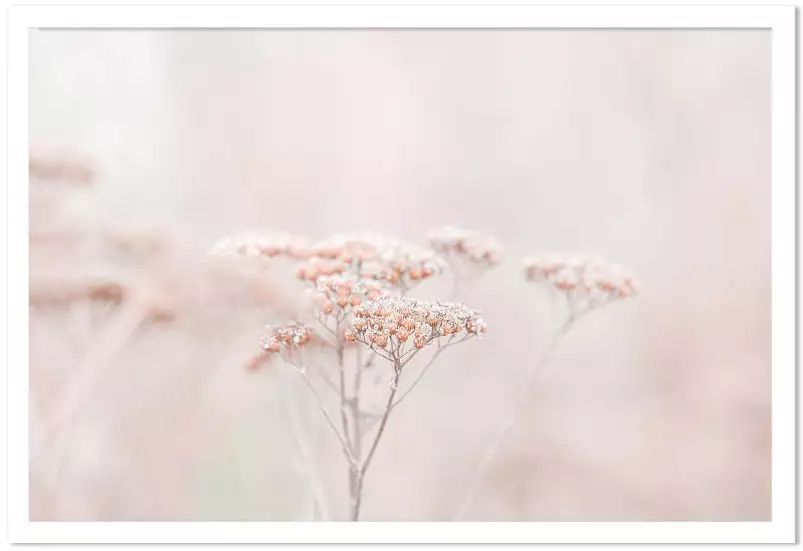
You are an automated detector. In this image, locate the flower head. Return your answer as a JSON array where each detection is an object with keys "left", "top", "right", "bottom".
[
  {"left": 345, "top": 297, "right": 486, "bottom": 358},
  {"left": 428, "top": 226, "right": 503, "bottom": 269},
  {"left": 296, "top": 258, "right": 348, "bottom": 281},
  {"left": 209, "top": 232, "right": 311, "bottom": 261},
  {"left": 248, "top": 322, "right": 318, "bottom": 371},
  {"left": 309, "top": 233, "right": 387, "bottom": 263},
  {"left": 301, "top": 233, "right": 447, "bottom": 291},
  {"left": 523, "top": 254, "right": 638, "bottom": 314},
  {"left": 309, "top": 273, "right": 389, "bottom": 317}
]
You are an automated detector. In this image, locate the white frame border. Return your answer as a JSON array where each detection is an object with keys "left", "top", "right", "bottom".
[{"left": 7, "top": 4, "right": 795, "bottom": 544}]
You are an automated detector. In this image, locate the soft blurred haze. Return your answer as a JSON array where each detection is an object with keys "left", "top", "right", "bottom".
[{"left": 28, "top": 29, "right": 770, "bottom": 521}]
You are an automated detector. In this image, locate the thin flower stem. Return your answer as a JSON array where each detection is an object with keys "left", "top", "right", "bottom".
[
  {"left": 364, "top": 343, "right": 394, "bottom": 363},
  {"left": 42, "top": 302, "right": 147, "bottom": 498},
  {"left": 281, "top": 384, "right": 331, "bottom": 521},
  {"left": 316, "top": 369, "right": 343, "bottom": 397},
  {"left": 390, "top": 335, "right": 456, "bottom": 411},
  {"left": 316, "top": 315, "right": 341, "bottom": 348},
  {"left": 298, "top": 369, "right": 357, "bottom": 466},
  {"left": 336, "top": 347, "right": 354, "bottom": 453},
  {"left": 347, "top": 346, "right": 365, "bottom": 521},
  {"left": 352, "top": 365, "right": 402, "bottom": 520},
  {"left": 453, "top": 318, "right": 576, "bottom": 520},
  {"left": 398, "top": 346, "right": 424, "bottom": 369},
  {"left": 353, "top": 348, "right": 365, "bottom": 455},
  {"left": 362, "top": 354, "right": 376, "bottom": 370},
  {"left": 360, "top": 367, "right": 401, "bottom": 477}
]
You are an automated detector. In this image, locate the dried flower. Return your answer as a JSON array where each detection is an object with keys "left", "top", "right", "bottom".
[
  {"left": 209, "top": 232, "right": 311, "bottom": 261},
  {"left": 300, "top": 234, "right": 447, "bottom": 291},
  {"left": 85, "top": 280, "right": 128, "bottom": 306},
  {"left": 29, "top": 152, "right": 94, "bottom": 186},
  {"left": 309, "top": 233, "right": 385, "bottom": 263},
  {"left": 309, "top": 274, "right": 389, "bottom": 317},
  {"left": 107, "top": 228, "right": 167, "bottom": 258},
  {"left": 249, "top": 322, "right": 318, "bottom": 371},
  {"left": 348, "top": 297, "right": 486, "bottom": 358},
  {"left": 29, "top": 275, "right": 179, "bottom": 326},
  {"left": 296, "top": 258, "right": 348, "bottom": 281},
  {"left": 428, "top": 226, "right": 503, "bottom": 269},
  {"left": 523, "top": 254, "right": 638, "bottom": 314}
]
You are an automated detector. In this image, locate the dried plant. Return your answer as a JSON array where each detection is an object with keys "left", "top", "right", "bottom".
[
  {"left": 233, "top": 232, "right": 484, "bottom": 520},
  {"left": 454, "top": 254, "right": 638, "bottom": 519},
  {"left": 428, "top": 226, "right": 503, "bottom": 299},
  {"left": 29, "top": 151, "right": 95, "bottom": 186},
  {"left": 34, "top": 153, "right": 638, "bottom": 522},
  {"left": 522, "top": 254, "right": 638, "bottom": 319},
  {"left": 227, "top": 227, "right": 637, "bottom": 521},
  {"left": 209, "top": 232, "right": 312, "bottom": 261},
  {"left": 29, "top": 155, "right": 299, "bottom": 519}
]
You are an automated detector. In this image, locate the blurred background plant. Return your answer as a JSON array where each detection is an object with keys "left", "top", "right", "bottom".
[{"left": 28, "top": 28, "right": 770, "bottom": 521}]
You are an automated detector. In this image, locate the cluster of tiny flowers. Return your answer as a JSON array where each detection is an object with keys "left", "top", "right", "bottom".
[
  {"left": 310, "top": 274, "right": 387, "bottom": 315},
  {"left": 296, "top": 258, "right": 348, "bottom": 281},
  {"left": 523, "top": 255, "right": 638, "bottom": 309},
  {"left": 209, "top": 232, "right": 311, "bottom": 260},
  {"left": 428, "top": 226, "right": 503, "bottom": 268},
  {"left": 260, "top": 322, "right": 317, "bottom": 353},
  {"left": 307, "top": 233, "right": 388, "bottom": 263},
  {"left": 298, "top": 233, "right": 448, "bottom": 290},
  {"left": 30, "top": 278, "right": 177, "bottom": 324},
  {"left": 360, "top": 245, "right": 447, "bottom": 290},
  {"left": 344, "top": 297, "right": 486, "bottom": 352},
  {"left": 248, "top": 322, "right": 317, "bottom": 371}
]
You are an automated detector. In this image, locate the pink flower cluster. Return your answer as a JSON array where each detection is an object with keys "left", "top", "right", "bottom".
[
  {"left": 209, "top": 232, "right": 311, "bottom": 261},
  {"left": 296, "top": 258, "right": 347, "bottom": 281},
  {"left": 428, "top": 226, "right": 503, "bottom": 268},
  {"left": 344, "top": 296, "right": 486, "bottom": 352},
  {"left": 306, "top": 233, "right": 387, "bottom": 263},
  {"left": 248, "top": 322, "right": 318, "bottom": 371},
  {"left": 310, "top": 274, "right": 386, "bottom": 316},
  {"left": 298, "top": 233, "right": 447, "bottom": 291},
  {"left": 523, "top": 255, "right": 638, "bottom": 310}
]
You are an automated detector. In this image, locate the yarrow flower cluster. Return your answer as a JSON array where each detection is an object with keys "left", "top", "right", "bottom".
[
  {"left": 299, "top": 233, "right": 448, "bottom": 291},
  {"left": 30, "top": 277, "right": 177, "bottom": 324},
  {"left": 428, "top": 226, "right": 503, "bottom": 269},
  {"left": 523, "top": 255, "right": 638, "bottom": 313},
  {"left": 309, "top": 274, "right": 387, "bottom": 316},
  {"left": 261, "top": 322, "right": 316, "bottom": 352},
  {"left": 344, "top": 297, "right": 486, "bottom": 353},
  {"left": 248, "top": 322, "right": 318, "bottom": 371},
  {"left": 209, "top": 232, "right": 311, "bottom": 261},
  {"left": 296, "top": 258, "right": 348, "bottom": 281},
  {"left": 307, "top": 233, "right": 388, "bottom": 263},
  {"left": 220, "top": 224, "right": 641, "bottom": 521}
]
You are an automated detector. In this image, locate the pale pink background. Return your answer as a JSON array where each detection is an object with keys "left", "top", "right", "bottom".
[{"left": 29, "top": 29, "right": 770, "bottom": 521}]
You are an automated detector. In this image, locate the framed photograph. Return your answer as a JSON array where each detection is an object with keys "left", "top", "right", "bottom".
[{"left": 8, "top": 3, "right": 795, "bottom": 544}]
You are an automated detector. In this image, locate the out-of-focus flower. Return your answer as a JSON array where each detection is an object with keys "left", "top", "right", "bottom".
[
  {"left": 29, "top": 275, "right": 178, "bottom": 325},
  {"left": 208, "top": 232, "right": 311, "bottom": 261},
  {"left": 296, "top": 258, "right": 348, "bottom": 281},
  {"left": 29, "top": 152, "right": 95, "bottom": 186},
  {"left": 248, "top": 322, "right": 318, "bottom": 372},
  {"left": 523, "top": 254, "right": 638, "bottom": 314},
  {"left": 428, "top": 226, "right": 503, "bottom": 269},
  {"left": 107, "top": 228, "right": 168, "bottom": 259},
  {"left": 85, "top": 280, "right": 128, "bottom": 305},
  {"left": 309, "top": 233, "right": 386, "bottom": 262},
  {"left": 345, "top": 296, "right": 486, "bottom": 355}
]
